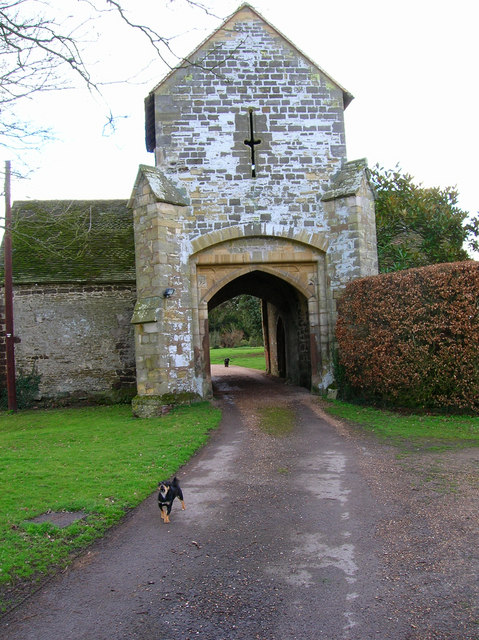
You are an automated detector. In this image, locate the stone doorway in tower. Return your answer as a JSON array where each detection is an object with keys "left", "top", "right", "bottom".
[{"left": 200, "top": 268, "right": 314, "bottom": 396}]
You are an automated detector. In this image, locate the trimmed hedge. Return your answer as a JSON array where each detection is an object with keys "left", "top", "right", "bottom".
[{"left": 336, "top": 261, "right": 479, "bottom": 412}]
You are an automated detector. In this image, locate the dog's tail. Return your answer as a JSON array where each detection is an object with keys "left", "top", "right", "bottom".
[{"left": 171, "top": 476, "right": 179, "bottom": 486}]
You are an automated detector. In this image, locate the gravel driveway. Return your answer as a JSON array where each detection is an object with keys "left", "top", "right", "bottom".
[{"left": 1, "top": 366, "right": 477, "bottom": 639}]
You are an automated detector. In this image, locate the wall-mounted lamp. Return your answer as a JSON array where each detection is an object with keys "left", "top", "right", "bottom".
[{"left": 163, "top": 288, "right": 176, "bottom": 298}]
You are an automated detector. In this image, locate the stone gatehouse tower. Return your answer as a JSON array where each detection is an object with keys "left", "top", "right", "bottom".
[{"left": 129, "top": 3, "right": 377, "bottom": 416}]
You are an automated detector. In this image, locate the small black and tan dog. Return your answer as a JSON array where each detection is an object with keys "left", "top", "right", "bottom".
[{"left": 158, "top": 477, "right": 186, "bottom": 523}]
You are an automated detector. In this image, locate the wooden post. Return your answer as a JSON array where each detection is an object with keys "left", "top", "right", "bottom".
[{"left": 4, "top": 160, "right": 17, "bottom": 411}]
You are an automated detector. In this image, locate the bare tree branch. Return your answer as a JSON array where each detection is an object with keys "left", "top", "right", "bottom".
[{"left": 0, "top": 0, "right": 221, "bottom": 149}]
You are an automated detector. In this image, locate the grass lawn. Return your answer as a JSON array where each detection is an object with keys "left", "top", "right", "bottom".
[
  {"left": 0, "top": 402, "right": 221, "bottom": 609},
  {"left": 322, "top": 400, "right": 479, "bottom": 450},
  {"left": 210, "top": 346, "right": 265, "bottom": 370}
]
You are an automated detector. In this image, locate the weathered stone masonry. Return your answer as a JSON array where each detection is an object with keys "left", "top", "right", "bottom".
[
  {"left": 129, "top": 4, "right": 378, "bottom": 416},
  {"left": 12, "top": 284, "right": 136, "bottom": 401},
  {"left": 0, "top": 199, "right": 137, "bottom": 404}
]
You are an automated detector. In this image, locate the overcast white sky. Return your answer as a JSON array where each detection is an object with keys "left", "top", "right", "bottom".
[{"left": 2, "top": 0, "right": 478, "bottom": 251}]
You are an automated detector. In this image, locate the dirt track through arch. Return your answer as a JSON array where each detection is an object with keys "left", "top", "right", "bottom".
[{"left": 1, "top": 367, "right": 477, "bottom": 639}]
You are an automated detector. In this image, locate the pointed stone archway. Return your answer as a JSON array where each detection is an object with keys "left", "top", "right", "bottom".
[
  {"left": 191, "top": 232, "right": 331, "bottom": 399},
  {"left": 203, "top": 268, "right": 312, "bottom": 393},
  {"left": 128, "top": 161, "right": 376, "bottom": 417}
]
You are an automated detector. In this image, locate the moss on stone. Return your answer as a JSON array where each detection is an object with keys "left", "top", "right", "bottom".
[
  {"left": 132, "top": 392, "right": 203, "bottom": 418},
  {"left": 131, "top": 297, "right": 163, "bottom": 324}
]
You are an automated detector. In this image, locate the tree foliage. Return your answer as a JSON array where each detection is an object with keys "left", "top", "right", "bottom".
[
  {"left": 371, "top": 165, "right": 479, "bottom": 273},
  {"left": 336, "top": 261, "right": 479, "bottom": 413},
  {"left": 209, "top": 295, "right": 263, "bottom": 347}
]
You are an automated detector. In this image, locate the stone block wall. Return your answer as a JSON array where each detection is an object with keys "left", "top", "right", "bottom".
[
  {"left": 322, "top": 160, "right": 379, "bottom": 317},
  {"left": 146, "top": 6, "right": 376, "bottom": 305},
  {"left": 151, "top": 6, "right": 347, "bottom": 253},
  {"left": 9, "top": 283, "right": 137, "bottom": 403},
  {"left": 356, "top": 176, "right": 379, "bottom": 276},
  {"left": 130, "top": 170, "right": 206, "bottom": 414}
]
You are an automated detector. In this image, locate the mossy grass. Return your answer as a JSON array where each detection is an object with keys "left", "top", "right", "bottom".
[
  {"left": 258, "top": 406, "right": 295, "bottom": 437},
  {"left": 322, "top": 399, "right": 479, "bottom": 451},
  {"left": 210, "top": 346, "right": 265, "bottom": 370},
  {"left": 0, "top": 402, "right": 221, "bottom": 609}
]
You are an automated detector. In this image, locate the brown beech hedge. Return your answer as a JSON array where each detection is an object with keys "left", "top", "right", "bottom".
[{"left": 335, "top": 261, "right": 479, "bottom": 412}]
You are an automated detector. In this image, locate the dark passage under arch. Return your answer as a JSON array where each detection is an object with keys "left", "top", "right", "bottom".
[
  {"left": 276, "top": 316, "right": 286, "bottom": 378},
  {"left": 208, "top": 270, "right": 312, "bottom": 389}
]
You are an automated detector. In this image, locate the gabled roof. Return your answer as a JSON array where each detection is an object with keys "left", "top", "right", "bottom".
[
  {"left": 0, "top": 200, "right": 135, "bottom": 284},
  {"left": 148, "top": 3, "right": 353, "bottom": 107}
]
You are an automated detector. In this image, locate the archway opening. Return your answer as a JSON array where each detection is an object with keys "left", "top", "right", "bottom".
[
  {"left": 209, "top": 295, "right": 263, "bottom": 350},
  {"left": 207, "top": 269, "right": 311, "bottom": 389}
]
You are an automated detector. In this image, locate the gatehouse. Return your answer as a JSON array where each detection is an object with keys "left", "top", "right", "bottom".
[{"left": 0, "top": 4, "right": 377, "bottom": 413}]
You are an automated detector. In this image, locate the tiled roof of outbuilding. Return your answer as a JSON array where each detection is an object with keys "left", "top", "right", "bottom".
[{"left": 0, "top": 200, "right": 135, "bottom": 284}]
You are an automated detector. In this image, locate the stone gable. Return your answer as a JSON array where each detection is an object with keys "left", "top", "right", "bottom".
[{"left": 146, "top": 4, "right": 352, "bottom": 242}]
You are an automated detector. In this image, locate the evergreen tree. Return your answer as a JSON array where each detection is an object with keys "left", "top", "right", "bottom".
[
  {"left": 371, "top": 165, "right": 479, "bottom": 272},
  {"left": 209, "top": 295, "right": 263, "bottom": 347}
]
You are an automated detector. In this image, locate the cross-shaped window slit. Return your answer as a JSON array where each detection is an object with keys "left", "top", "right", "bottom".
[{"left": 244, "top": 108, "right": 261, "bottom": 178}]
